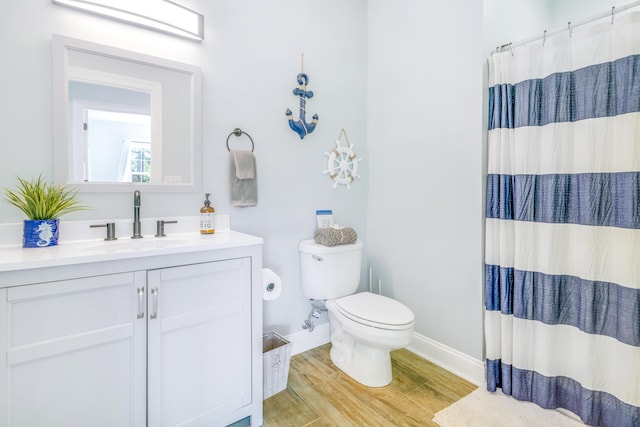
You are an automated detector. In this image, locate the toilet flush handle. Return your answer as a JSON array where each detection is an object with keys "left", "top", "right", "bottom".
[{"left": 312, "top": 254, "right": 324, "bottom": 262}]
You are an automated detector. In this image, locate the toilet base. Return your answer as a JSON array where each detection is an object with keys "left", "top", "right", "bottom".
[
  {"left": 324, "top": 297, "right": 414, "bottom": 388},
  {"left": 329, "top": 339, "right": 393, "bottom": 387}
]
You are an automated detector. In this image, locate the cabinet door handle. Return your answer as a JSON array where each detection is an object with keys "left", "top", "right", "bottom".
[
  {"left": 137, "top": 287, "right": 145, "bottom": 319},
  {"left": 150, "top": 288, "right": 158, "bottom": 319}
]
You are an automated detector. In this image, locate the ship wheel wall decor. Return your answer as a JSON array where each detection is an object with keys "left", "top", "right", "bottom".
[{"left": 323, "top": 129, "right": 362, "bottom": 189}]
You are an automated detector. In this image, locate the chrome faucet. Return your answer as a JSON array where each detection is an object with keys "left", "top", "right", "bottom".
[{"left": 132, "top": 190, "right": 143, "bottom": 239}]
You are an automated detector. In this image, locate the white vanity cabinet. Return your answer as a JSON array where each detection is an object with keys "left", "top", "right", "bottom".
[
  {"left": 0, "top": 272, "right": 147, "bottom": 427},
  {"left": 147, "top": 258, "right": 252, "bottom": 426},
  {"left": 0, "top": 232, "right": 263, "bottom": 427}
]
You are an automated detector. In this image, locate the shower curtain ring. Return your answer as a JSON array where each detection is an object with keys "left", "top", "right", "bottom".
[
  {"left": 611, "top": 6, "right": 616, "bottom": 24},
  {"left": 568, "top": 21, "right": 573, "bottom": 38},
  {"left": 542, "top": 30, "right": 547, "bottom": 46}
]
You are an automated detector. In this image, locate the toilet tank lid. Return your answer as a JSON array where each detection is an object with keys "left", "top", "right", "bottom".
[
  {"left": 299, "top": 239, "right": 363, "bottom": 254},
  {"left": 336, "top": 292, "right": 415, "bottom": 327}
]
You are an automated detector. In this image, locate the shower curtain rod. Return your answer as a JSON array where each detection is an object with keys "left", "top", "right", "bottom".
[{"left": 496, "top": 0, "right": 640, "bottom": 52}]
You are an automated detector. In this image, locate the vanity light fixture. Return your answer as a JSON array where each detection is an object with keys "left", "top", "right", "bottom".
[{"left": 52, "top": 0, "right": 204, "bottom": 41}]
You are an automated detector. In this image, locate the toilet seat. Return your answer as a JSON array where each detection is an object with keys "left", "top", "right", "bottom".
[{"left": 334, "top": 292, "right": 415, "bottom": 331}]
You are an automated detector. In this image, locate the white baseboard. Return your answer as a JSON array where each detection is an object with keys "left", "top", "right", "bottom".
[
  {"left": 406, "top": 332, "right": 485, "bottom": 386},
  {"left": 285, "top": 322, "right": 331, "bottom": 356},
  {"left": 283, "top": 326, "right": 485, "bottom": 386}
]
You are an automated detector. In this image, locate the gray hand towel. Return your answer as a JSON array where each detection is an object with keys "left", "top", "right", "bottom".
[{"left": 229, "top": 151, "right": 257, "bottom": 207}]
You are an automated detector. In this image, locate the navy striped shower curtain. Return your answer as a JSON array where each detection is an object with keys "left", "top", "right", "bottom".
[{"left": 484, "top": 12, "right": 640, "bottom": 427}]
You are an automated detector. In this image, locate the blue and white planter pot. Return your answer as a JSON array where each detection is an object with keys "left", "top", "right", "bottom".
[{"left": 23, "top": 219, "right": 59, "bottom": 248}]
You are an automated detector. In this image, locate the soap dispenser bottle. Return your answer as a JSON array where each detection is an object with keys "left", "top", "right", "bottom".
[{"left": 200, "top": 193, "right": 215, "bottom": 234}]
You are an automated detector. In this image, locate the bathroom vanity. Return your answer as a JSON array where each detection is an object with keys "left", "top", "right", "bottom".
[{"left": 0, "top": 231, "right": 263, "bottom": 427}]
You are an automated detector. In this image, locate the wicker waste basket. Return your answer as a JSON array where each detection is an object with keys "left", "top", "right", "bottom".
[{"left": 263, "top": 331, "right": 292, "bottom": 399}]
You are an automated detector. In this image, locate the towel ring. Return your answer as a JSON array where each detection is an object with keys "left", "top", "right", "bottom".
[{"left": 226, "top": 128, "right": 254, "bottom": 152}]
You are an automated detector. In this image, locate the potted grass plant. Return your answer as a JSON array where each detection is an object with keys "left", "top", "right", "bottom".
[{"left": 4, "top": 175, "right": 88, "bottom": 248}]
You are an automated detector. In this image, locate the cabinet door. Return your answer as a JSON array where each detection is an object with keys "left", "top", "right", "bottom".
[
  {"left": 147, "top": 258, "right": 252, "bottom": 427},
  {"left": 0, "top": 272, "right": 147, "bottom": 427}
]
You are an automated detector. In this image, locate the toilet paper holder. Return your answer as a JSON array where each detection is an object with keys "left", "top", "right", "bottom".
[{"left": 262, "top": 268, "right": 282, "bottom": 301}]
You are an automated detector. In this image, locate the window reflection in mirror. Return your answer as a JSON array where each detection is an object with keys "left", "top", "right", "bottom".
[
  {"left": 85, "top": 110, "right": 151, "bottom": 182},
  {"left": 69, "top": 80, "right": 159, "bottom": 183}
]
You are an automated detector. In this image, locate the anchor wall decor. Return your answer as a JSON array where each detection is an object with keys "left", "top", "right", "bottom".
[{"left": 286, "top": 55, "right": 318, "bottom": 139}]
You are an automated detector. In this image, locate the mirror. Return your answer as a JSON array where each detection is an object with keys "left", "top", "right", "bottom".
[{"left": 53, "top": 35, "right": 202, "bottom": 192}]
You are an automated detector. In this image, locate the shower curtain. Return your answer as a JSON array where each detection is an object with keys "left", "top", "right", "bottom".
[{"left": 484, "top": 11, "right": 640, "bottom": 427}]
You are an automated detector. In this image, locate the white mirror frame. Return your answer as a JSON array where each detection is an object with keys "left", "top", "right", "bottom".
[{"left": 52, "top": 35, "right": 202, "bottom": 192}]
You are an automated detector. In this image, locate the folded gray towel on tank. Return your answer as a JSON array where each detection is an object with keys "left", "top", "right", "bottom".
[
  {"left": 314, "top": 226, "right": 357, "bottom": 246},
  {"left": 229, "top": 151, "right": 257, "bottom": 207}
]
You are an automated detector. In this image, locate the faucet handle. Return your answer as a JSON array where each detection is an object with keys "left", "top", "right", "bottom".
[
  {"left": 155, "top": 220, "right": 178, "bottom": 237},
  {"left": 90, "top": 222, "right": 118, "bottom": 241}
]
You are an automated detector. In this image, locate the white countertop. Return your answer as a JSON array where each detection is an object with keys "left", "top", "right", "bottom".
[{"left": 0, "top": 230, "right": 263, "bottom": 273}]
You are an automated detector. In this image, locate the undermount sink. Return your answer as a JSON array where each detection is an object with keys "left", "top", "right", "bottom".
[{"left": 84, "top": 238, "right": 191, "bottom": 253}]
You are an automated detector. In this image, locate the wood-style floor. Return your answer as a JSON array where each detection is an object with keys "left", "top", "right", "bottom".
[{"left": 263, "top": 344, "right": 477, "bottom": 427}]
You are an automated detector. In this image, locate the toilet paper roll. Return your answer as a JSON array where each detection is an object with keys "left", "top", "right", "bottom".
[{"left": 262, "top": 268, "right": 282, "bottom": 301}]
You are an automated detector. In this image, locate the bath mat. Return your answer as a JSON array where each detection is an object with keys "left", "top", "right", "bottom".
[{"left": 433, "top": 388, "right": 586, "bottom": 427}]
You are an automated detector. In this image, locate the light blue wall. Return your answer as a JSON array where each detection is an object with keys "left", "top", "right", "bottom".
[
  {"left": 1, "top": 0, "right": 632, "bottom": 363},
  {"left": 547, "top": 0, "right": 631, "bottom": 29},
  {"left": 0, "top": 0, "right": 368, "bottom": 343},
  {"left": 484, "top": 0, "right": 551, "bottom": 54},
  {"left": 367, "top": 0, "right": 485, "bottom": 359},
  {"left": 484, "top": 0, "right": 633, "bottom": 53}
]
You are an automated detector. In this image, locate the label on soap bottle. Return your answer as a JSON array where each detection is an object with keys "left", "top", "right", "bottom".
[
  {"left": 200, "top": 212, "right": 214, "bottom": 234},
  {"left": 200, "top": 193, "right": 215, "bottom": 234}
]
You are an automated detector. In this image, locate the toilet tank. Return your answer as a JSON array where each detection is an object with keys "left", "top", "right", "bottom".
[{"left": 299, "top": 239, "right": 363, "bottom": 300}]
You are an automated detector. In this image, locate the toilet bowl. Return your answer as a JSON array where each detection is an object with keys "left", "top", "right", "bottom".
[
  {"left": 299, "top": 239, "right": 415, "bottom": 387},
  {"left": 326, "top": 292, "right": 415, "bottom": 387}
]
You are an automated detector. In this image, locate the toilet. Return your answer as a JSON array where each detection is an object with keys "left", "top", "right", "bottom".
[{"left": 299, "top": 239, "right": 415, "bottom": 387}]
